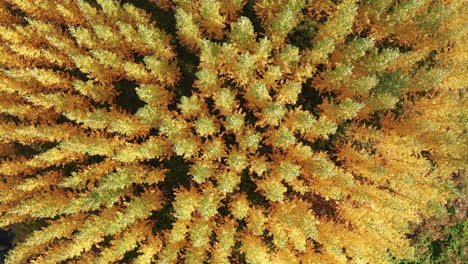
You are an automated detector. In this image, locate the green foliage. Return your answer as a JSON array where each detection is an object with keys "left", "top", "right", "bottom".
[{"left": 396, "top": 217, "right": 467, "bottom": 264}]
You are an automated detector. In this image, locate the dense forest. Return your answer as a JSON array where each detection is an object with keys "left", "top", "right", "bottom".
[{"left": 0, "top": 0, "right": 466, "bottom": 263}]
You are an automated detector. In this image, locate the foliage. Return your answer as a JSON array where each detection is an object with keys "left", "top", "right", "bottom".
[
  {"left": 0, "top": 0, "right": 466, "bottom": 263},
  {"left": 396, "top": 192, "right": 467, "bottom": 264}
]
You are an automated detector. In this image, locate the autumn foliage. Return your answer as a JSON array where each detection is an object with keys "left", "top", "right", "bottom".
[{"left": 0, "top": 0, "right": 466, "bottom": 263}]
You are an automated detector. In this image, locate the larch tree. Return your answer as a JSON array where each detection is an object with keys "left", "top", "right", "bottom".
[{"left": 0, "top": 0, "right": 466, "bottom": 263}]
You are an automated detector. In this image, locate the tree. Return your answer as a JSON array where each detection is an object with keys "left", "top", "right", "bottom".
[{"left": 0, "top": 0, "right": 465, "bottom": 263}]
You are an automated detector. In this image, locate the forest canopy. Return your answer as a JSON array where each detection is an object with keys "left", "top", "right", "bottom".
[{"left": 0, "top": 0, "right": 466, "bottom": 263}]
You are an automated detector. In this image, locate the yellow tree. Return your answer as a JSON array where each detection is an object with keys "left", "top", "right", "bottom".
[{"left": 0, "top": 0, "right": 465, "bottom": 263}]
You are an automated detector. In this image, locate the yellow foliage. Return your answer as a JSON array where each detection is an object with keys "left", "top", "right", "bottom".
[{"left": 0, "top": 0, "right": 465, "bottom": 263}]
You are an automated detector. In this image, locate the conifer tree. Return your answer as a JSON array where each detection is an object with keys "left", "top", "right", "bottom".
[{"left": 0, "top": 0, "right": 466, "bottom": 263}]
